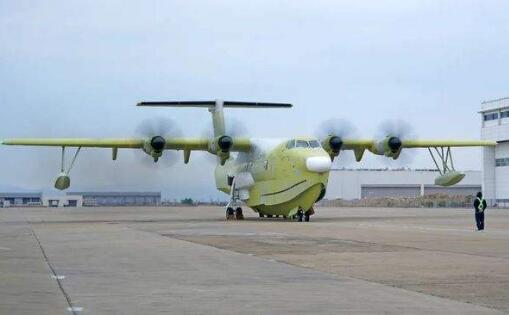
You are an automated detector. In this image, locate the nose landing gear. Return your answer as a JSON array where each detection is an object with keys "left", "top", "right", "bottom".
[
  {"left": 226, "top": 207, "right": 235, "bottom": 220},
  {"left": 226, "top": 207, "right": 244, "bottom": 221},
  {"left": 235, "top": 207, "right": 244, "bottom": 220}
]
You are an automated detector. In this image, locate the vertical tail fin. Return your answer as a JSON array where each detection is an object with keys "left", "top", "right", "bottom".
[{"left": 210, "top": 100, "right": 225, "bottom": 137}]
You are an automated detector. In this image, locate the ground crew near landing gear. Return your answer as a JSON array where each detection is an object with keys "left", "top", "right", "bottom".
[{"left": 474, "top": 192, "right": 487, "bottom": 231}]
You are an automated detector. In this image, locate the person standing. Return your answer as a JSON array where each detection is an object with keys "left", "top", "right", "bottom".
[{"left": 474, "top": 192, "right": 487, "bottom": 231}]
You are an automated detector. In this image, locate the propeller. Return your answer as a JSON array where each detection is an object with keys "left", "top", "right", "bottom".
[
  {"left": 375, "top": 119, "right": 417, "bottom": 166},
  {"left": 200, "top": 117, "right": 249, "bottom": 164},
  {"left": 202, "top": 117, "right": 249, "bottom": 139},
  {"left": 316, "top": 118, "right": 359, "bottom": 168},
  {"left": 134, "top": 117, "right": 182, "bottom": 167},
  {"left": 317, "top": 118, "right": 358, "bottom": 140}
]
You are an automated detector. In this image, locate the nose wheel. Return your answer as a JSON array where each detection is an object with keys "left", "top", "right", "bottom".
[
  {"left": 226, "top": 207, "right": 244, "bottom": 221},
  {"left": 226, "top": 207, "right": 235, "bottom": 220},
  {"left": 235, "top": 207, "right": 244, "bottom": 220}
]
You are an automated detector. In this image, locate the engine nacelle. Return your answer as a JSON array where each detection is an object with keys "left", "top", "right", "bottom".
[
  {"left": 143, "top": 136, "right": 166, "bottom": 162},
  {"left": 321, "top": 136, "right": 343, "bottom": 160},
  {"left": 372, "top": 136, "right": 403, "bottom": 159},
  {"left": 209, "top": 135, "right": 233, "bottom": 165}
]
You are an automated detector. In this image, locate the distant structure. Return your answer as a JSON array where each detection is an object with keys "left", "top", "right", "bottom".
[
  {"left": 0, "top": 192, "right": 42, "bottom": 207},
  {"left": 42, "top": 195, "right": 83, "bottom": 208},
  {"left": 326, "top": 169, "right": 481, "bottom": 200},
  {"left": 481, "top": 97, "right": 509, "bottom": 206},
  {"left": 66, "top": 192, "right": 161, "bottom": 207}
]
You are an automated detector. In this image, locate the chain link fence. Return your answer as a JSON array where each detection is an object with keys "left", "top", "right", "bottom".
[{"left": 320, "top": 194, "right": 509, "bottom": 209}]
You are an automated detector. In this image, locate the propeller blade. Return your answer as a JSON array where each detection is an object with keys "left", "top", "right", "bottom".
[
  {"left": 375, "top": 119, "right": 417, "bottom": 166},
  {"left": 134, "top": 117, "right": 182, "bottom": 168},
  {"left": 316, "top": 118, "right": 359, "bottom": 168},
  {"left": 317, "top": 118, "right": 358, "bottom": 139}
]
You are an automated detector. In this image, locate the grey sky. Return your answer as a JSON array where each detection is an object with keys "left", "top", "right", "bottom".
[{"left": 1, "top": 1, "right": 508, "bottom": 200}]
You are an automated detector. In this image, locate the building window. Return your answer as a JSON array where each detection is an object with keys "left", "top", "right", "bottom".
[
  {"left": 484, "top": 112, "right": 499, "bottom": 121},
  {"left": 496, "top": 158, "right": 509, "bottom": 167},
  {"left": 501, "top": 111, "right": 509, "bottom": 119}
]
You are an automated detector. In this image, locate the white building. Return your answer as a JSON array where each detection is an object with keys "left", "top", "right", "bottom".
[
  {"left": 481, "top": 97, "right": 509, "bottom": 205},
  {"left": 67, "top": 192, "right": 161, "bottom": 206},
  {"left": 326, "top": 169, "right": 481, "bottom": 200},
  {"left": 42, "top": 195, "right": 83, "bottom": 208}
]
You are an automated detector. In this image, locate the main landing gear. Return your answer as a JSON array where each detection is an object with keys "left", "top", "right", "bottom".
[
  {"left": 256, "top": 208, "right": 315, "bottom": 222},
  {"left": 296, "top": 207, "right": 314, "bottom": 222}
]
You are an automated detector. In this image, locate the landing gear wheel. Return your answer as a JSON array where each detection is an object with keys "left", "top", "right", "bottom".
[
  {"left": 297, "top": 209, "right": 304, "bottom": 222},
  {"left": 305, "top": 213, "right": 310, "bottom": 222},
  {"left": 259, "top": 213, "right": 264, "bottom": 218},
  {"left": 226, "top": 207, "right": 235, "bottom": 220},
  {"left": 267, "top": 214, "right": 273, "bottom": 218},
  {"left": 235, "top": 207, "right": 244, "bottom": 220}
]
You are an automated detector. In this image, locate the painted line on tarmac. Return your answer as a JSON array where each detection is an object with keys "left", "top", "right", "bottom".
[
  {"left": 67, "top": 307, "right": 84, "bottom": 313},
  {"left": 358, "top": 223, "right": 509, "bottom": 234}
]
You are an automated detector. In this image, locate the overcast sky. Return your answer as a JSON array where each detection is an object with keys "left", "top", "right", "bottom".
[{"left": 1, "top": 1, "right": 508, "bottom": 200}]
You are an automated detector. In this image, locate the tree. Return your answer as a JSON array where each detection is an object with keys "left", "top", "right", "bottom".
[{"left": 180, "top": 198, "right": 194, "bottom": 205}]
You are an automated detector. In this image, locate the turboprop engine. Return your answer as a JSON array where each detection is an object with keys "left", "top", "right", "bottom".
[
  {"left": 321, "top": 136, "right": 343, "bottom": 160},
  {"left": 371, "top": 136, "right": 403, "bottom": 159},
  {"left": 143, "top": 136, "right": 166, "bottom": 162},
  {"left": 209, "top": 135, "right": 233, "bottom": 165}
]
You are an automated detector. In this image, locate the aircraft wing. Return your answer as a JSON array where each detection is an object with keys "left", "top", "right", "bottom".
[
  {"left": 1, "top": 138, "right": 145, "bottom": 148},
  {"left": 341, "top": 139, "right": 496, "bottom": 150},
  {"left": 400, "top": 140, "right": 496, "bottom": 148},
  {"left": 1, "top": 137, "right": 252, "bottom": 151}
]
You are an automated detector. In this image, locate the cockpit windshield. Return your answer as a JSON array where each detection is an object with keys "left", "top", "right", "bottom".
[
  {"left": 309, "top": 140, "right": 321, "bottom": 148},
  {"left": 296, "top": 140, "right": 309, "bottom": 148},
  {"left": 286, "top": 139, "right": 321, "bottom": 149}
]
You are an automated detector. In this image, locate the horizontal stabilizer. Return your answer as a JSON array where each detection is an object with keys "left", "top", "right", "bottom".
[{"left": 137, "top": 100, "right": 292, "bottom": 108}]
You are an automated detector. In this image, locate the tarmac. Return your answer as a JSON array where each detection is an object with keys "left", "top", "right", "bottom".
[{"left": 1, "top": 206, "right": 508, "bottom": 314}]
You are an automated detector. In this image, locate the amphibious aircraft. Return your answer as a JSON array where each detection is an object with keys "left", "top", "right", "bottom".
[{"left": 1, "top": 101, "right": 496, "bottom": 221}]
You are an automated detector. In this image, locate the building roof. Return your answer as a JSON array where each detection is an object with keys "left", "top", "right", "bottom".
[
  {"left": 67, "top": 192, "right": 161, "bottom": 197},
  {"left": 0, "top": 192, "right": 42, "bottom": 198},
  {"left": 480, "top": 97, "right": 509, "bottom": 112}
]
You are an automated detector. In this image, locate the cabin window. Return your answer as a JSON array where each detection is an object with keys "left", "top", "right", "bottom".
[
  {"left": 309, "top": 140, "right": 321, "bottom": 148},
  {"left": 296, "top": 140, "right": 309, "bottom": 148},
  {"left": 286, "top": 140, "right": 295, "bottom": 149}
]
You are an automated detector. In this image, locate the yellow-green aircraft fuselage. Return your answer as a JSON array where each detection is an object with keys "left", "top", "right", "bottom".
[{"left": 216, "top": 137, "right": 330, "bottom": 219}]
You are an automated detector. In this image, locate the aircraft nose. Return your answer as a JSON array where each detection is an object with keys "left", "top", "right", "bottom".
[{"left": 306, "top": 156, "right": 332, "bottom": 173}]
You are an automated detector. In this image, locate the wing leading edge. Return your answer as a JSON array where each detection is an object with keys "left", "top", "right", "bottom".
[{"left": 1, "top": 137, "right": 252, "bottom": 152}]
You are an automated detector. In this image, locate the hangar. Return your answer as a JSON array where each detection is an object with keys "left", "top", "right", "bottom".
[
  {"left": 67, "top": 192, "right": 161, "bottom": 207},
  {"left": 481, "top": 97, "right": 509, "bottom": 207},
  {"left": 0, "top": 192, "right": 42, "bottom": 207},
  {"left": 326, "top": 169, "right": 481, "bottom": 200}
]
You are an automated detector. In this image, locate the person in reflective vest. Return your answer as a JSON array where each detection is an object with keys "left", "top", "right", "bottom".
[{"left": 473, "top": 192, "right": 487, "bottom": 231}]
